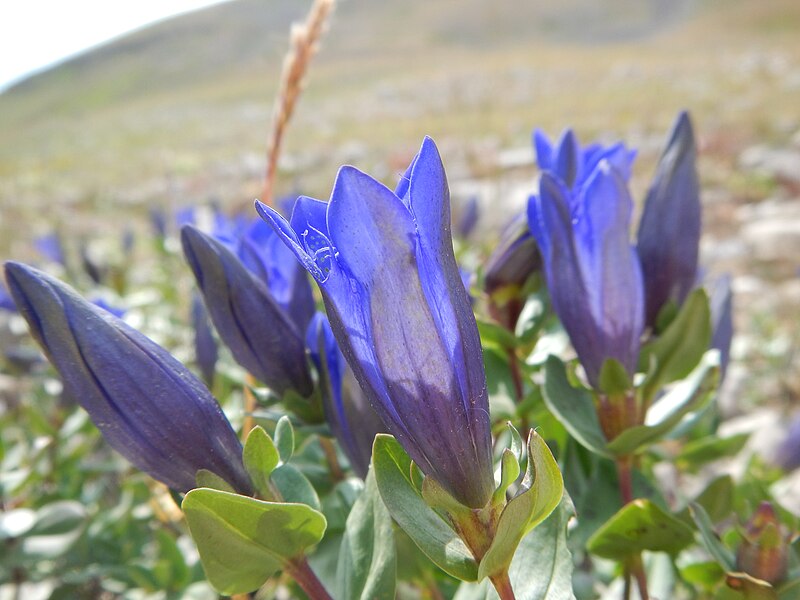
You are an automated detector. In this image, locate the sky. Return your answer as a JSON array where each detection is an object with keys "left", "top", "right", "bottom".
[{"left": 0, "top": 0, "right": 227, "bottom": 91}]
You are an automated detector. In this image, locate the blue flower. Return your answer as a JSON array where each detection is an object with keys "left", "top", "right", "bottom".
[
  {"left": 257, "top": 137, "right": 495, "bottom": 508},
  {"left": 533, "top": 128, "right": 636, "bottom": 190},
  {"left": 181, "top": 225, "right": 313, "bottom": 397},
  {"left": 528, "top": 163, "right": 644, "bottom": 388},
  {"left": 3, "top": 261, "right": 250, "bottom": 494},
  {"left": 34, "top": 233, "right": 66, "bottom": 267},
  {"left": 307, "top": 313, "right": 385, "bottom": 479},
  {"left": 237, "top": 218, "right": 315, "bottom": 336},
  {"left": 636, "top": 111, "right": 701, "bottom": 327},
  {"left": 0, "top": 280, "right": 17, "bottom": 312}
]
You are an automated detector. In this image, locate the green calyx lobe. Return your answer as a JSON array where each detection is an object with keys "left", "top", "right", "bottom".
[{"left": 372, "top": 427, "right": 563, "bottom": 583}]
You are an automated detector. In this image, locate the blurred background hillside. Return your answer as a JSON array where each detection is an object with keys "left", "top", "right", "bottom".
[{"left": 1, "top": 0, "right": 798, "bottom": 418}]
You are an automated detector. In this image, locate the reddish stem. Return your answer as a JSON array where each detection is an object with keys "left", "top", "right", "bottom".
[
  {"left": 489, "top": 570, "right": 517, "bottom": 600},
  {"left": 285, "top": 558, "right": 332, "bottom": 600}
]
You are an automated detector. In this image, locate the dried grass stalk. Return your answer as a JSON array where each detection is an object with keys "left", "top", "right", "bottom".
[{"left": 261, "top": 0, "right": 335, "bottom": 206}]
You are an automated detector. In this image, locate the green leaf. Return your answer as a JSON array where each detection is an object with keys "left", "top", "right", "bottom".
[
  {"left": 542, "top": 355, "right": 610, "bottom": 458},
  {"left": 478, "top": 431, "right": 564, "bottom": 580},
  {"left": 606, "top": 351, "right": 719, "bottom": 456},
  {"left": 492, "top": 449, "right": 521, "bottom": 504},
  {"left": 477, "top": 319, "right": 519, "bottom": 350},
  {"left": 182, "top": 488, "right": 327, "bottom": 595},
  {"left": 639, "top": 288, "right": 712, "bottom": 400},
  {"left": 586, "top": 499, "right": 693, "bottom": 560},
  {"left": 455, "top": 496, "right": 576, "bottom": 600},
  {"left": 271, "top": 463, "right": 321, "bottom": 512},
  {"left": 598, "top": 358, "right": 633, "bottom": 396},
  {"left": 29, "top": 501, "right": 86, "bottom": 536},
  {"left": 689, "top": 502, "right": 736, "bottom": 571},
  {"left": 274, "top": 415, "right": 295, "bottom": 463},
  {"left": 336, "top": 469, "right": 396, "bottom": 600},
  {"left": 243, "top": 426, "right": 280, "bottom": 498},
  {"left": 778, "top": 578, "right": 800, "bottom": 600},
  {"left": 677, "top": 433, "right": 749, "bottom": 470},
  {"left": 678, "top": 475, "right": 734, "bottom": 525},
  {"left": 372, "top": 434, "right": 479, "bottom": 581},
  {"left": 195, "top": 469, "right": 236, "bottom": 493}
]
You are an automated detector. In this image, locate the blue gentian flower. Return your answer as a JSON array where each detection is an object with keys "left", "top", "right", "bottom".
[
  {"left": 528, "top": 163, "right": 644, "bottom": 388},
  {"left": 257, "top": 137, "right": 495, "bottom": 508},
  {"left": 455, "top": 195, "right": 479, "bottom": 239},
  {"left": 90, "top": 297, "right": 126, "bottom": 319},
  {"left": 307, "top": 313, "right": 385, "bottom": 479},
  {"left": 0, "top": 280, "right": 16, "bottom": 312},
  {"left": 237, "top": 219, "right": 315, "bottom": 336},
  {"left": 637, "top": 111, "right": 701, "bottom": 327},
  {"left": 34, "top": 233, "right": 66, "bottom": 266},
  {"left": 192, "top": 292, "right": 219, "bottom": 387},
  {"left": 181, "top": 225, "right": 313, "bottom": 397},
  {"left": 533, "top": 128, "right": 636, "bottom": 190},
  {"left": 3, "top": 261, "right": 251, "bottom": 494}
]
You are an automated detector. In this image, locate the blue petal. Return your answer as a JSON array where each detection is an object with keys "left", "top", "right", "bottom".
[
  {"left": 554, "top": 129, "right": 580, "bottom": 187},
  {"left": 327, "top": 164, "right": 493, "bottom": 507},
  {"left": 533, "top": 129, "right": 554, "bottom": 169},
  {"left": 255, "top": 200, "right": 325, "bottom": 283},
  {"left": 574, "top": 163, "right": 644, "bottom": 378},
  {"left": 408, "top": 139, "right": 491, "bottom": 453}
]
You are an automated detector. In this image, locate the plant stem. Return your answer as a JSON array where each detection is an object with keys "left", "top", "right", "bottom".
[
  {"left": 627, "top": 554, "right": 650, "bottom": 600},
  {"left": 285, "top": 558, "right": 333, "bottom": 600},
  {"left": 617, "top": 459, "right": 650, "bottom": 599},
  {"left": 489, "top": 570, "right": 517, "bottom": 600},
  {"left": 319, "top": 436, "right": 345, "bottom": 482},
  {"left": 243, "top": 373, "right": 257, "bottom": 437},
  {"left": 616, "top": 456, "right": 634, "bottom": 506}
]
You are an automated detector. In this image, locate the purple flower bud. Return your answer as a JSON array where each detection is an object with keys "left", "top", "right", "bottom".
[
  {"left": 181, "top": 225, "right": 313, "bottom": 397},
  {"left": 776, "top": 414, "right": 800, "bottom": 472},
  {"left": 637, "top": 112, "right": 701, "bottom": 328},
  {"left": 307, "top": 313, "right": 386, "bottom": 478},
  {"left": 191, "top": 292, "right": 218, "bottom": 387},
  {"left": 149, "top": 207, "right": 168, "bottom": 239},
  {"left": 3, "top": 261, "right": 250, "bottom": 494},
  {"left": 709, "top": 274, "right": 733, "bottom": 380},
  {"left": 483, "top": 214, "right": 541, "bottom": 296},
  {"left": 455, "top": 195, "right": 479, "bottom": 239},
  {"left": 528, "top": 163, "right": 644, "bottom": 388},
  {"left": 257, "top": 137, "right": 495, "bottom": 508}
]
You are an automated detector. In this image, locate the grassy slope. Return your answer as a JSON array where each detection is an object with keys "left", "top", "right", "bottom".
[{"left": 0, "top": 0, "right": 798, "bottom": 250}]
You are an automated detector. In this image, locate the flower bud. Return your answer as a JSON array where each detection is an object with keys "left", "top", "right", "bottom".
[
  {"left": 637, "top": 111, "right": 701, "bottom": 328},
  {"left": 735, "top": 502, "right": 791, "bottom": 585},
  {"left": 4, "top": 261, "right": 250, "bottom": 494},
  {"left": 181, "top": 225, "right": 313, "bottom": 397}
]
